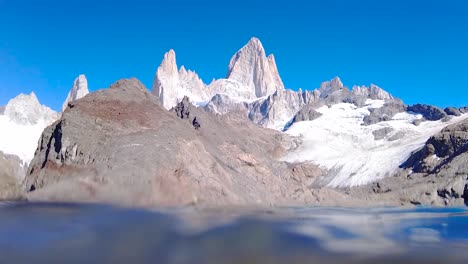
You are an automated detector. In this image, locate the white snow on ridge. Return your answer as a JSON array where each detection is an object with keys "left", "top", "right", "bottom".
[
  {"left": 283, "top": 100, "right": 468, "bottom": 187},
  {"left": 365, "top": 99, "right": 386, "bottom": 109},
  {"left": 0, "top": 115, "right": 53, "bottom": 166},
  {"left": 0, "top": 92, "right": 59, "bottom": 167},
  {"left": 207, "top": 79, "right": 256, "bottom": 102}
]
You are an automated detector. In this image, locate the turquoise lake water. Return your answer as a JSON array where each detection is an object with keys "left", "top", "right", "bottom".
[{"left": 1, "top": 202, "right": 468, "bottom": 263}]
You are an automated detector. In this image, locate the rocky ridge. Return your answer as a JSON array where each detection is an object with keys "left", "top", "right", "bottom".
[
  {"left": 407, "top": 104, "right": 447, "bottom": 121},
  {"left": 445, "top": 107, "right": 461, "bottom": 117},
  {"left": 24, "top": 78, "right": 325, "bottom": 207},
  {"left": 403, "top": 118, "right": 468, "bottom": 175},
  {"left": 19, "top": 76, "right": 468, "bottom": 208},
  {"left": 351, "top": 84, "right": 394, "bottom": 101}
]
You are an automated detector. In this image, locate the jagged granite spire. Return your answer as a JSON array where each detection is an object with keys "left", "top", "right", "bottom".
[
  {"left": 153, "top": 49, "right": 180, "bottom": 109},
  {"left": 227, "top": 37, "right": 285, "bottom": 98},
  {"left": 152, "top": 50, "right": 208, "bottom": 109},
  {"left": 62, "top": 74, "right": 89, "bottom": 112}
]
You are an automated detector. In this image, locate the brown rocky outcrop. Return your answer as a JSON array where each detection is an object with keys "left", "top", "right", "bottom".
[
  {"left": 24, "top": 78, "right": 321, "bottom": 207},
  {"left": 403, "top": 118, "right": 468, "bottom": 174}
]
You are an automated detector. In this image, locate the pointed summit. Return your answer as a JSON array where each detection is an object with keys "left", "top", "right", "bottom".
[
  {"left": 29, "top": 91, "right": 38, "bottom": 101},
  {"left": 319, "top": 77, "right": 344, "bottom": 98},
  {"left": 244, "top": 37, "right": 265, "bottom": 53},
  {"left": 227, "top": 37, "right": 285, "bottom": 98},
  {"left": 152, "top": 49, "right": 182, "bottom": 109},
  {"left": 62, "top": 74, "right": 89, "bottom": 112},
  {"left": 159, "top": 49, "right": 178, "bottom": 75},
  {"left": 179, "top": 65, "right": 187, "bottom": 75},
  {"left": 5, "top": 92, "right": 58, "bottom": 125},
  {"left": 153, "top": 50, "right": 209, "bottom": 109}
]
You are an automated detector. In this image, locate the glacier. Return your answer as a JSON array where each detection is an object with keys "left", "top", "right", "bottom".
[{"left": 283, "top": 100, "right": 468, "bottom": 187}]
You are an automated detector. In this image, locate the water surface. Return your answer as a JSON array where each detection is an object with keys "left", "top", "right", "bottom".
[{"left": 1, "top": 202, "right": 468, "bottom": 263}]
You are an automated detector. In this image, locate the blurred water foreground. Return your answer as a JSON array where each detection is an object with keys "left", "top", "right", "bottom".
[{"left": 1, "top": 203, "right": 468, "bottom": 264}]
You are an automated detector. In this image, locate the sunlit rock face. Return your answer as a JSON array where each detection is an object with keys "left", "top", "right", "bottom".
[
  {"left": 227, "top": 37, "right": 285, "bottom": 98},
  {"left": 152, "top": 50, "right": 209, "bottom": 110},
  {"left": 62, "top": 74, "right": 89, "bottom": 112},
  {"left": 4, "top": 92, "right": 58, "bottom": 126}
]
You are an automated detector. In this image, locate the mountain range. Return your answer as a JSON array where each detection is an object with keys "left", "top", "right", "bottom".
[{"left": 1, "top": 37, "right": 467, "bottom": 207}]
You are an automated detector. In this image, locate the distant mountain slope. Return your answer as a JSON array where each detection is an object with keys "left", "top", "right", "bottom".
[{"left": 284, "top": 101, "right": 467, "bottom": 187}]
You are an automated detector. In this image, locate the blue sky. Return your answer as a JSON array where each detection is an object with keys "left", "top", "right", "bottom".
[{"left": 0, "top": 0, "right": 467, "bottom": 111}]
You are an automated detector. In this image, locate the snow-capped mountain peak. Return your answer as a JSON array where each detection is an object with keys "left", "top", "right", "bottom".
[
  {"left": 179, "top": 65, "right": 188, "bottom": 75},
  {"left": 0, "top": 92, "right": 59, "bottom": 166},
  {"left": 4, "top": 92, "right": 58, "bottom": 125},
  {"left": 152, "top": 37, "right": 289, "bottom": 109},
  {"left": 227, "top": 37, "right": 285, "bottom": 98},
  {"left": 62, "top": 74, "right": 89, "bottom": 112}
]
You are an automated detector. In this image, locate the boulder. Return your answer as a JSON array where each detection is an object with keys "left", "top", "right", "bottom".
[
  {"left": 291, "top": 105, "right": 322, "bottom": 123},
  {"left": 412, "top": 119, "right": 424, "bottom": 126},
  {"left": 402, "top": 118, "right": 468, "bottom": 173},
  {"left": 372, "top": 127, "right": 394, "bottom": 140}
]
